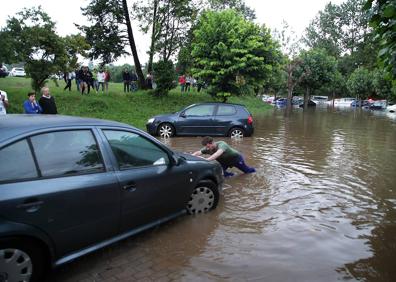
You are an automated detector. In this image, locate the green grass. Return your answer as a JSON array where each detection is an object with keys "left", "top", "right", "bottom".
[{"left": 0, "top": 77, "right": 272, "bottom": 129}]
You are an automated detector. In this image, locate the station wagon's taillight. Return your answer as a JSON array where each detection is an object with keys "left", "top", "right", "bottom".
[{"left": 247, "top": 115, "right": 253, "bottom": 124}]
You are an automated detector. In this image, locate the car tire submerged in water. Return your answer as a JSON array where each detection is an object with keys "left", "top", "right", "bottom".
[
  {"left": 229, "top": 127, "right": 245, "bottom": 138},
  {"left": 186, "top": 180, "right": 219, "bottom": 214},
  {"left": 0, "top": 238, "right": 45, "bottom": 282},
  {"left": 158, "top": 123, "right": 175, "bottom": 138}
]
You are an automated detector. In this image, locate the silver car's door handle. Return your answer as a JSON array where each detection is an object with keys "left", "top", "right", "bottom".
[
  {"left": 123, "top": 183, "right": 136, "bottom": 192},
  {"left": 17, "top": 200, "right": 44, "bottom": 213}
]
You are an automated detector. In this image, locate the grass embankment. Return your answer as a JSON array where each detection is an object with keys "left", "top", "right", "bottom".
[{"left": 0, "top": 77, "right": 271, "bottom": 130}]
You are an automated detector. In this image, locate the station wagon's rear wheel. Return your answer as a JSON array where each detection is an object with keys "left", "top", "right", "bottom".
[
  {"left": 229, "top": 127, "right": 244, "bottom": 138},
  {"left": 187, "top": 180, "right": 219, "bottom": 214},
  {"left": 0, "top": 238, "right": 45, "bottom": 282},
  {"left": 158, "top": 123, "right": 175, "bottom": 138}
]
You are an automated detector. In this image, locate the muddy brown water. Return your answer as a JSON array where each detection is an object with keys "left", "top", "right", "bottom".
[{"left": 49, "top": 107, "right": 396, "bottom": 282}]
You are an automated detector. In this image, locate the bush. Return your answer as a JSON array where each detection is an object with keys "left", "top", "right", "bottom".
[{"left": 152, "top": 60, "right": 176, "bottom": 97}]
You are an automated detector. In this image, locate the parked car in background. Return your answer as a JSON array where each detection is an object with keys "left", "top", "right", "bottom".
[
  {"left": 9, "top": 67, "right": 26, "bottom": 77},
  {"left": 146, "top": 102, "right": 254, "bottom": 138},
  {"left": 386, "top": 104, "right": 396, "bottom": 113},
  {"left": 311, "top": 95, "right": 328, "bottom": 106},
  {"left": 0, "top": 65, "right": 8, "bottom": 78},
  {"left": 0, "top": 115, "right": 223, "bottom": 282}
]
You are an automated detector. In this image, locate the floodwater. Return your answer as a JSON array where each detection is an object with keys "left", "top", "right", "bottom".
[{"left": 50, "top": 107, "right": 396, "bottom": 282}]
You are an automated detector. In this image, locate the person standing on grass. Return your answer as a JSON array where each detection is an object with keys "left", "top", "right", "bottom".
[
  {"left": 123, "top": 68, "right": 131, "bottom": 92},
  {"left": 97, "top": 69, "right": 105, "bottom": 93},
  {"left": 192, "top": 136, "right": 256, "bottom": 177},
  {"left": 63, "top": 71, "right": 72, "bottom": 91},
  {"left": 0, "top": 89, "right": 9, "bottom": 115},
  {"left": 104, "top": 69, "right": 111, "bottom": 93},
  {"left": 39, "top": 87, "right": 58, "bottom": 114},
  {"left": 178, "top": 74, "right": 186, "bottom": 92},
  {"left": 23, "top": 92, "right": 42, "bottom": 114},
  {"left": 185, "top": 75, "right": 192, "bottom": 92}
]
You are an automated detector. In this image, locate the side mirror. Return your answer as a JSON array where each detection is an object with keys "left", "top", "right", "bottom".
[
  {"left": 180, "top": 112, "right": 186, "bottom": 118},
  {"left": 172, "top": 155, "right": 181, "bottom": 166}
]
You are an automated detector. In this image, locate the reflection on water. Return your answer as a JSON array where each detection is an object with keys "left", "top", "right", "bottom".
[{"left": 51, "top": 107, "right": 396, "bottom": 282}]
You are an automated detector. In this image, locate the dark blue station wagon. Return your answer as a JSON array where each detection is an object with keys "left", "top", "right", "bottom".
[
  {"left": 146, "top": 102, "right": 254, "bottom": 138},
  {"left": 0, "top": 115, "right": 223, "bottom": 281}
]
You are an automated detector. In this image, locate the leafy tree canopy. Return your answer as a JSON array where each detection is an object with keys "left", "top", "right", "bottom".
[
  {"left": 364, "top": 0, "right": 396, "bottom": 83},
  {"left": 0, "top": 7, "right": 88, "bottom": 91},
  {"left": 191, "top": 10, "right": 282, "bottom": 101}
]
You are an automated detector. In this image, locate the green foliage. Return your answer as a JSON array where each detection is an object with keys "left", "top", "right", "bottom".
[
  {"left": 298, "top": 49, "right": 338, "bottom": 93},
  {"left": 152, "top": 60, "right": 176, "bottom": 96},
  {"left": 0, "top": 7, "right": 85, "bottom": 92},
  {"left": 133, "top": 0, "right": 198, "bottom": 62},
  {"left": 372, "top": 68, "right": 395, "bottom": 99},
  {"left": 208, "top": 0, "right": 256, "bottom": 20},
  {"left": 364, "top": 0, "right": 396, "bottom": 83},
  {"left": 347, "top": 67, "right": 373, "bottom": 98},
  {"left": 304, "top": 0, "right": 370, "bottom": 57},
  {"left": 80, "top": 0, "right": 127, "bottom": 64},
  {"left": 191, "top": 10, "right": 282, "bottom": 101}
]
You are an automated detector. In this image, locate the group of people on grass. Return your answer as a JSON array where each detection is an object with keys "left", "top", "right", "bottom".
[
  {"left": 0, "top": 87, "right": 57, "bottom": 115},
  {"left": 23, "top": 87, "right": 57, "bottom": 114},
  {"left": 178, "top": 74, "right": 205, "bottom": 93},
  {"left": 64, "top": 66, "right": 111, "bottom": 94}
]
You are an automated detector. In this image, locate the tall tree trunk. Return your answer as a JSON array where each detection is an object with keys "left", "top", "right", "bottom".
[
  {"left": 122, "top": 0, "right": 146, "bottom": 88},
  {"left": 147, "top": 0, "right": 158, "bottom": 73}
]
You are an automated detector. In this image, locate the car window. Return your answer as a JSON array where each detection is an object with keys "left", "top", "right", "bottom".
[
  {"left": 0, "top": 139, "right": 38, "bottom": 182},
  {"left": 217, "top": 105, "right": 237, "bottom": 116},
  {"left": 31, "top": 130, "right": 104, "bottom": 177},
  {"left": 184, "top": 105, "right": 215, "bottom": 116},
  {"left": 103, "top": 130, "right": 170, "bottom": 169}
]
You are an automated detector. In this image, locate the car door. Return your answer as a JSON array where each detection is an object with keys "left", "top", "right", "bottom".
[
  {"left": 101, "top": 129, "right": 193, "bottom": 232},
  {"left": 176, "top": 104, "right": 217, "bottom": 135},
  {"left": 212, "top": 104, "right": 238, "bottom": 135},
  {"left": 0, "top": 129, "right": 120, "bottom": 258}
]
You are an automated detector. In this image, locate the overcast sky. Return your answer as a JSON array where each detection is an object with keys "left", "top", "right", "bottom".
[{"left": 0, "top": 0, "right": 346, "bottom": 65}]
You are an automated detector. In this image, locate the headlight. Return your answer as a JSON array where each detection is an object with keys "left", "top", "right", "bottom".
[{"left": 147, "top": 118, "right": 155, "bottom": 123}]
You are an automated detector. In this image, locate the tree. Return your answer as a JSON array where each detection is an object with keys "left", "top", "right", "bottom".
[
  {"left": 80, "top": 0, "right": 146, "bottom": 88},
  {"left": 372, "top": 68, "right": 395, "bottom": 99},
  {"left": 272, "top": 21, "right": 306, "bottom": 107},
  {"left": 298, "top": 49, "right": 338, "bottom": 108},
  {"left": 207, "top": 0, "right": 256, "bottom": 20},
  {"left": 133, "top": 0, "right": 198, "bottom": 69},
  {"left": 364, "top": 0, "right": 396, "bottom": 83},
  {"left": 0, "top": 7, "right": 85, "bottom": 91},
  {"left": 304, "top": 0, "right": 370, "bottom": 56},
  {"left": 191, "top": 10, "right": 281, "bottom": 102},
  {"left": 152, "top": 60, "right": 176, "bottom": 96},
  {"left": 347, "top": 67, "right": 373, "bottom": 99}
]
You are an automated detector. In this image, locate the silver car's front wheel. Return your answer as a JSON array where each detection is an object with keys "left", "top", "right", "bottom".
[
  {"left": 158, "top": 123, "right": 175, "bottom": 138},
  {"left": 187, "top": 181, "right": 219, "bottom": 214},
  {"left": 0, "top": 248, "right": 33, "bottom": 282}
]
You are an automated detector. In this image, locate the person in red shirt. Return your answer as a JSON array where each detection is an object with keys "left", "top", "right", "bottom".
[{"left": 178, "top": 75, "right": 186, "bottom": 92}]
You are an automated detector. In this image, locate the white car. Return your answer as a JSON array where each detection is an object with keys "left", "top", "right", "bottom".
[{"left": 9, "top": 67, "right": 26, "bottom": 77}]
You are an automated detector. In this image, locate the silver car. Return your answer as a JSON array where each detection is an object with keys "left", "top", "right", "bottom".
[{"left": 0, "top": 115, "right": 223, "bottom": 281}]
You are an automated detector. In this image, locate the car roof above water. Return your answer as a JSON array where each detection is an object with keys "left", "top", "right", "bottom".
[{"left": 0, "top": 114, "right": 132, "bottom": 143}]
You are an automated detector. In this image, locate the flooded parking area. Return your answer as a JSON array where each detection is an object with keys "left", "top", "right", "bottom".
[{"left": 49, "top": 107, "right": 396, "bottom": 281}]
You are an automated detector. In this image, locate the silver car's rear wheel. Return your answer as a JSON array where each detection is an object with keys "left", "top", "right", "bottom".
[
  {"left": 0, "top": 248, "right": 33, "bottom": 282},
  {"left": 229, "top": 127, "right": 244, "bottom": 138},
  {"left": 0, "top": 238, "right": 44, "bottom": 282},
  {"left": 187, "top": 180, "right": 219, "bottom": 214},
  {"left": 158, "top": 123, "right": 175, "bottom": 138}
]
